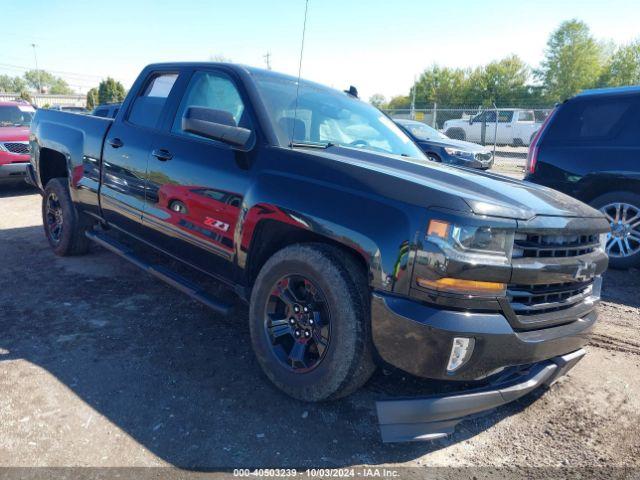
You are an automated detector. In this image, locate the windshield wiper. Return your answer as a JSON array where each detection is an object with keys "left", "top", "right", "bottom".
[{"left": 289, "top": 141, "right": 333, "bottom": 149}]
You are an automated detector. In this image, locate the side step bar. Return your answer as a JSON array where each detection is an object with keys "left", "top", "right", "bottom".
[{"left": 85, "top": 230, "right": 233, "bottom": 316}]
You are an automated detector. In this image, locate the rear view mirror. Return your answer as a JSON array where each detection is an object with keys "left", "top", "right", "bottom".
[
  {"left": 469, "top": 118, "right": 473, "bottom": 125},
  {"left": 182, "top": 107, "right": 252, "bottom": 148}
]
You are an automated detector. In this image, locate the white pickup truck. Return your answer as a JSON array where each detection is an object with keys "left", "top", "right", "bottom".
[{"left": 443, "top": 108, "right": 541, "bottom": 146}]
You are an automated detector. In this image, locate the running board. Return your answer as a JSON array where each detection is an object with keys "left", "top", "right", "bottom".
[{"left": 85, "top": 230, "right": 233, "bottom": 316}]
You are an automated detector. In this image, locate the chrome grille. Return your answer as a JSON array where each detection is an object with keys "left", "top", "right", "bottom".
[
  {"left": 507, "top": 281, "right": 594, "bottom": 316},
  {"left": 3, "top": 142, "right": 30, "bottom": 155},
  {"left": 512, "top": 232, "right": 599, "bottom": 258}
]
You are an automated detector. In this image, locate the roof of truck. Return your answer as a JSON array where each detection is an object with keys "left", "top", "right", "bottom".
[{"left": 144, "top": 62, "right": 351, "bottom": 96}]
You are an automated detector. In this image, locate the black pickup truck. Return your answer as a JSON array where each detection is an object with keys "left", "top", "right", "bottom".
[{"left": 28, "top": 63, "right": 610, "bottom": 442}]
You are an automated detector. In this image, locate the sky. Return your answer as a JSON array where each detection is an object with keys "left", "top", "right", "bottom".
[{"left": 2, "top": 0, "right": 640, "bottom": 101}]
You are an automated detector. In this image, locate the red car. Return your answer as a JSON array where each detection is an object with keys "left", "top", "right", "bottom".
[{"left": 0, "top": 101, "right": 35, "bottom": 184}]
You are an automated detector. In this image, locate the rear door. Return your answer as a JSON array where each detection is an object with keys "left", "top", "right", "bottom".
[
  {"left": 140, "top": 67, "right": 256, "bottom": 282},
  {"left": 100, "top": 72, "right": 179, "bottom": 234}
]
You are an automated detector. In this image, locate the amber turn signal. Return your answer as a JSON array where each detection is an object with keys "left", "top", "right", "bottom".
[
  {"left": 416, "top": 277, "right": 506, "bottom": 295},
  {"left": 427, "top": 219, "right": 450, "bottom": 239}
]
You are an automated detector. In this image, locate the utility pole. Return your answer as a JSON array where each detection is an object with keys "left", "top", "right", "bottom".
[
  {"left": 410, "top": 75, "right": 417, "bottom": 120},
  {"left": 263, "top": 51, "right": 272, "bottom": 70},
  {"left": 31, "top": 43, "right": 42, "bottom": 93}
]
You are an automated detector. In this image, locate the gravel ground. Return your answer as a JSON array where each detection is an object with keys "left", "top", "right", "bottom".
[{"left": 0, "top": 182, "right": 639, "bottom": 473}]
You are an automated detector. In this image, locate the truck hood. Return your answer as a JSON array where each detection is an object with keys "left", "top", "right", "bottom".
[
  {"left": 316, "top": 146, "right": 604, "bottom": 220},
  {"left": 0, "top": 126, "right": 29, "bottom": 142}
]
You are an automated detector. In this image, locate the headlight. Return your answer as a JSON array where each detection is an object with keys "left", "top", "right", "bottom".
[
  {"left": 427, "top": 219, "right": 514, "bottom": 259},
  {"left": 444, "top": 147, "right": 474, "bottom": 159}
]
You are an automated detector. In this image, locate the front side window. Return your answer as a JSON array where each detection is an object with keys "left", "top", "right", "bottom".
[
  {"left": 253, "top": 72, "right": 425, "bottom": 159},
  {"left": 498, "top": 111, "right": 514, "bottom": 123},
  {"left": 172, "top": 71, "right": 247, "bottom": 139},
  {"left": 128, "top": 72, "right": 178, "bottom": 129}
]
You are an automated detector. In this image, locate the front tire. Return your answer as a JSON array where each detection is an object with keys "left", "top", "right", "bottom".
[
  {"left": 249, "top": 244, "right": 375, "bottom": 401},
  {"left": 590, "top": 191, "right": 640, "bottom": 269},
  {"left": 42, "top": 178, "right": 92, "bottom": 256}
]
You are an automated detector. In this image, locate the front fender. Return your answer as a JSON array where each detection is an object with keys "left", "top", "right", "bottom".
[{"left": 239, "top": 170, "right": 427, "bottom": 295}]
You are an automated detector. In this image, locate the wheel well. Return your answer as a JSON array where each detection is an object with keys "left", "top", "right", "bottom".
[
  {"left": 578, "top": 181, "right": 640, "bottom": 204},
  {"left": 39, "top": 148, "right": 68, "bottom": 187},
  {"left": 245, "top": 219, "right": 369, "bottom": 288}
]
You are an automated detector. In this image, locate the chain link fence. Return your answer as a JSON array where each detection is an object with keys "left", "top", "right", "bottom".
[{"left": 384, "top": 105, "right": 554, "bottom": 174}]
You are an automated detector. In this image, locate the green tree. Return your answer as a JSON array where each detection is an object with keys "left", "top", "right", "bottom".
[
  {"left": 413, "top": 65, "right": 469, "bottom": 107},
  {"left": 602, "top": 40, "right": 640, "bottom": 87},
  {"left": 537, "top": 19, "right": 606, "bottom": 102},
  {"left": 19, "top": 91, "right": 32, "bottom": 103},
  {"left": 386, "top": 95, "right": 411, "bottom": 110},
  {"left": 368, "top": 93, "right": 386, "bottom": 108},
  {"left": 98, "top": 77, "right": 126, "bottom": 105},
  {"left": 467, "top": 55, "right": 531, "bottom": 106},
  {"left": 23, "top": 69, "right": 74, "bottom": 94},
  {"left": 86, "top": 87, "right": 99, "bottom": 110},
  {"left": 0, "top": 75, "right": 27, "bottom": 93}
]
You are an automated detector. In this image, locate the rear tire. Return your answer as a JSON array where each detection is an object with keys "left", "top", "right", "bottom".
[
  {"left": 590, "top": 191, "right": 640, "bottom": 269},
  {"left": 42, "top": 178, "right": 92, "bottom": 256},
  {"left": 249, "top": 243, "right": 375, "bottom": 401}
]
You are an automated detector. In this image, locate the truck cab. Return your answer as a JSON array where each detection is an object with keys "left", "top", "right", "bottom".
[{"left": 444, "top": 108, "right": 540, "bottom": 146}]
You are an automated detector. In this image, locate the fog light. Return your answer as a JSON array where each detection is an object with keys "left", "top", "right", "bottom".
[{"left": 447, "top": 337, "right": 475, "bottom": 372}]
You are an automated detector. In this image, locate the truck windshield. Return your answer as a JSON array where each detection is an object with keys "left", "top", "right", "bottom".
[
  {"left": 0, "top": 105, "right": 35, "bottom": 127},
  {"left": 253, "top": 72, "right": 425, "bottom": 159}
]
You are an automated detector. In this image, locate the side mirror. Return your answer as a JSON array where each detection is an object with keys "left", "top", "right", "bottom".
[
  {"left": 469, "top": 118, "right": 474, "bottom": 125},
  {"left": 182, "top": 107, "right": 252, "bottom": 148}
]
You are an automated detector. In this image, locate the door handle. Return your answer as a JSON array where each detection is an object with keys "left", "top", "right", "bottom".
[
  {"left": 108, "top": 137, "right": 124, "bottom": 148},
  {"left": 152, "top": 149, "right": 173, "bottom": 161}
]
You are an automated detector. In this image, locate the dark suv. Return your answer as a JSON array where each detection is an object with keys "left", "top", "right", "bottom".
[{"left": 526, "top": 86, "right": 640, "bottom": 269}]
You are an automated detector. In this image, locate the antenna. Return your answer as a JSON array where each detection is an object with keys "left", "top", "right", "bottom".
[
  {"left": 263, "top": 51, "right": 272, "bottom": 70},
  {"left": 290, "top": 0, "right": 310, "bottom": 146}
]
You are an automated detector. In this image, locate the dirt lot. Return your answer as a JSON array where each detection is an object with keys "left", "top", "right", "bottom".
[{"left": 1, "top": 180, "right": 639, "bottom": 473}]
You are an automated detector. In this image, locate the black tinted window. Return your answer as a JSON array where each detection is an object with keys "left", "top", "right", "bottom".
[
  {"left": 546, "top": 96, "right": 639, "bottom": 145},
  {"left": 93, "top": 108, "right": 108, "bottom": 118},
  {"left": 128, "top": 73, "right": 178, "bottom": 129}
]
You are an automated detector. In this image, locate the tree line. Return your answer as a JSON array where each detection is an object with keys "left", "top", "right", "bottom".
[
  {"left": 372, "top": 19, "right": 640, "bottom": 110},
  {"left": 0, "top": 69, "right": 75, "bottom": 98},
  {"left": 0, "top": 69, "right": 127, "bottom": 110}
]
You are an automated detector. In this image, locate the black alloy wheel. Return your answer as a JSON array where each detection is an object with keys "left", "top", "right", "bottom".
[
  {"left": 264, "top": 274, "right": 331, "bottom": 373},
  {"left": 45, "top": 192, "right": 64, "bottom": 244}
]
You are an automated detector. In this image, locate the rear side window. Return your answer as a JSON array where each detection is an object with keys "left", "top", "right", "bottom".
[
  {"left": 545, "top": 96, "right": 640, "bottom": 145},
  {"left": 93, "top": 108, "right": 108, "bottom": 118},
  {"left": 518, "top": 111, "right": 535, "bottom": 122},
  {"left": 128, "top": 73, "right": 178, "bottom": 129}
]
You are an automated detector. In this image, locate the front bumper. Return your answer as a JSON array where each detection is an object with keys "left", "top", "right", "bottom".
[
  {"left": 377, "top": 348, "right": 585, "bottom": 442},
  {"left": 371, "top": 291, "right": 595, "bottom": 381},
  {"left": 0, "top": 161, "right": 29, "bottom": 182}
]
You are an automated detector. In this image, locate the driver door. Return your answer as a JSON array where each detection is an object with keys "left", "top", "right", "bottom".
[{"left": 140, "top": 68, "right": 254, "bottom": 282}]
